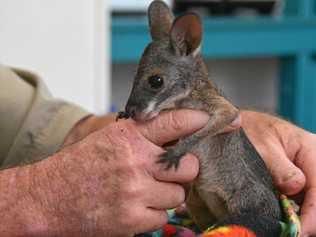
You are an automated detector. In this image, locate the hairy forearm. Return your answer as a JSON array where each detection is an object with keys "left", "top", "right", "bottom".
[
  {"left": 0, "top": 110, "right": 210, "bottom": 237},
  {"left": 0, "top": 163, "right": 51, "bottom": 236},
  {"left": 0, "top": 113, "right": 117, "bottom": 237},
  {"left": 0, "top": 152, "right": 81, "bottom": 237}
]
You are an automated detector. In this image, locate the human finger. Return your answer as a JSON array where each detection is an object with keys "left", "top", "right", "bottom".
[
  {"left": 243, "top": 130, "right": 306, "bottom": 195},
  {"left": 144, "top": 181, "right": 185, "bottom": 210},
  {"left": 135, "top": 209, "right": 168, "bottom": 234},
  {"left": 220, "top": 114, "right": 242, "bottom": 133},
  {"left": 137, "top": 109, "right": 209, "bottom": 146},
  {"left": 151, "top": 153, "right": 199, "bottom": 183},
  {"left": 295, "top": 142, "right": 316, "bottom": 236},
  {"left": 267, "top": 150, "right": 306, "bottom": 196}
]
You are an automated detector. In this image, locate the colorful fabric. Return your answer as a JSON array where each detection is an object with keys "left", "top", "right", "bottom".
[
  {"left": 138, "top": 195, "right": 300, "bottom": 237},
  {"left": 279, "top": 195, "right": 301, "bottom": 237},
  {"left": 203, "top": 225, "right": 256, "bottom": 237}
]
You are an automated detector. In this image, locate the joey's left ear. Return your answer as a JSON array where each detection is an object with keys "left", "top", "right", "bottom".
[
  {"left": 170, "top": 13, "right": 202, "bottom": 57},
  {"left": 148, "top": 0, "right": 174, "bottom": 41}
]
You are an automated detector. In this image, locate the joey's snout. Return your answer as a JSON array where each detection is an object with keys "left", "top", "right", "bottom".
[
  {"left": 124, "top": 97, "right": 142, "bottom": 121},
  {"left": 125, "top": 105, "right": 137, "bottom": 119},
  {"left": 125, "top": 98, "right": 158, "bottom": 122}
]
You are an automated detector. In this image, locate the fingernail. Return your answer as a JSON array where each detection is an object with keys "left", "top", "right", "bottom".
[
  {"left": 231, "top": 114, "right": 242, "bottom": 128},
  {"left": 281, "top": 171, "right": 299, "bottom": 183},
  {"left": 278, "top": 171, "right": 306, "bottom": 195}
]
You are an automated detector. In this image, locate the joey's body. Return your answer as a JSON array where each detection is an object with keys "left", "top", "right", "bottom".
[
  {"left": 187, "top": 129, "right": 281, "bottom": 229},
  {"left": 120, "top": 0, "right": 283, "bottom": 235},
  {"left": 173, "top": 76, "right": 282, "bottom": 229}
]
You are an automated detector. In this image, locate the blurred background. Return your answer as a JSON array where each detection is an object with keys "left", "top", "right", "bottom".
[{"left": 0, "top": 0, "right": 316, "bottom": 131}]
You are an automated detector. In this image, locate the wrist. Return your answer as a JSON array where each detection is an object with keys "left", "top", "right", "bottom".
[
  {"left": 28, "top": 149, "right": 86, "bottom": 236},
  {"left": 0, "top": 149, "right": 84, "bottom": 237},
  {"left": 0, "top": 164, "right": 56, "bottom": 236}
]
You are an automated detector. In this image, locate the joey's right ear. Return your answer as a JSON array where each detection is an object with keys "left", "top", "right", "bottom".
[
  {"left": 170, "top": 13, "right": 202, "bottom": 57},
  {"left": 148, "top": 0, "right": 174, "bottom": 41}
]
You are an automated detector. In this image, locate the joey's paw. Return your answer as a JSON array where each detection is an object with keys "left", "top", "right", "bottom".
[{"left": 157, "top": 149, "right": 184, "bottom": 170}]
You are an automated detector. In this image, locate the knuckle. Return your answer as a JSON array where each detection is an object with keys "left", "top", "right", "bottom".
[
  {"left": 105, "top": 121, "right": 147, "bottom": 155},
  {"left": 168, "top": 111, "right": 187, "bottom": 131},
  {"left": 274, "top": 169, "right": 305, "bottom": 190},
  {"left": 181, "top": 154, "right": 199, "bottom": 180},
  {"left": 120, "top": 178, "right": 142, "bottom": 200},
  {"left": 99, "top": 125, "right": 139, "bottom": 157},
  {"left": 116, "top": 165, "right": 148, "bottom": 199},
  {"left": 173, "top": 186, "right": 186, "bottom": 204},
  {"left": 119, "top": 215, "right": 134, "bottom": 230},
  {"left": 119, "top": 151, "right": 147, "bottom": 174},
  {"left": 143, "top": 211, "right": 168, "bottom": 231},
  {"left": 119, "top": 205, "right": 139, "bottom": 228},
  {"left": 155, "top": 211, "right": 169, "bottom": 228},
  {"left": 105, "top": 120, "right": 138, "bottom": 139}
]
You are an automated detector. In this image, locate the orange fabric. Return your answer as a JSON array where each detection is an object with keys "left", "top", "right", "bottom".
[{"left": 202, "top": 225, "right": 256, "bottom": 237}]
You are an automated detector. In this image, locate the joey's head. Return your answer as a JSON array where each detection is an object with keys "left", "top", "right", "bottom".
[{"left": 123, "top": 0, "right": 208, "bottom": 121}]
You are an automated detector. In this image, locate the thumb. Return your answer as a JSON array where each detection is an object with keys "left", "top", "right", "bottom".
[
  {"left": 273, "top": 161, "right": 306, "bottom": 196},
  {"left": 137, "top": 109, "right": 209, "bottom": 146},
  {"left": 256, "top": 141, "right": 306, "bottom": 195},
  {"left": 220, "top": 114, "right": 242, "bottom": 133}
]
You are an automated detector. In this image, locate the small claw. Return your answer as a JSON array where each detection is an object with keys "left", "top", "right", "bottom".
[
  {"left": 157, "top": 157, "right": 173, "bottom": 171},
  {"left": 157, "top": 150, "right": 182, "bottom": 170},
  {"left": 156, "top": 157, "right": 168, "bottom": 164}
]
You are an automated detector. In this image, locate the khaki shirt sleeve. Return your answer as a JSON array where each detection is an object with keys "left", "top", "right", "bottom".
[{"left": 0, "top": 65, "right": 91, "bottom": 168}]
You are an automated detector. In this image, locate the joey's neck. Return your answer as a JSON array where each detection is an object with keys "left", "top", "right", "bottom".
[
  {"left": 192, "top": 77, "right": 219, "bottom": 97},
  {"left": 190, "top": 56, "right": 212, "bottom": 88},
  {"left": 184, "top": 56, "right": 219, "bottom": 98}
]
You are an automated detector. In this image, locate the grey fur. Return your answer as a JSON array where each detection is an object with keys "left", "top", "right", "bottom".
[
  {"left": 148, "top": 0, "right": 174, "bottom": 41},
  {"left": 121, "top": 0, "right": 282, "bottom": 232}
]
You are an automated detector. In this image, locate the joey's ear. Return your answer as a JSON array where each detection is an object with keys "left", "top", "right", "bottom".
[
  {"left": 148, "top": 0, "right": 174, "bottom": 41},
  {"left": 170, "top": 13, "right": 202, "bottom": 57}
]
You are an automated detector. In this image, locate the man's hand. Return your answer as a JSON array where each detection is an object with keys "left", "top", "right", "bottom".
[
  {"left": 0, "top": 110, "right": 209, "bottom": 237},
  {"left": 241, "top": 111, "right": 316, "bottom": 237}
]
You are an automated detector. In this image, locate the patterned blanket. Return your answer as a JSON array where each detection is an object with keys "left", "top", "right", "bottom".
[{"left": 137, "top": 195, "right": 300, "bottom": 237}]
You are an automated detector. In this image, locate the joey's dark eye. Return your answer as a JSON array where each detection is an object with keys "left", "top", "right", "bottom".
[{"left": 148, "top": 75, "right": 164, "bottom": 89}]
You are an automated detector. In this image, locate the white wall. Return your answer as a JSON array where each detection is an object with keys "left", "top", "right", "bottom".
[
  {"left": 0, "top": 0, "right": 110, "bottom": 114},
  {"left": 111, "top": 0, "right": 171, "bottom": 11}
]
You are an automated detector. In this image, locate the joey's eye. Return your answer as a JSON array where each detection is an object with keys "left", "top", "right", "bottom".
[{"left": 148, "top": 75, "right": 164, "bottom": 89}]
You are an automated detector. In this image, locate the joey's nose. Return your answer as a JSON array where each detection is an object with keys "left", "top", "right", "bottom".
[{"left": 125, "top": 105, "right": 137, "bottom": 119}]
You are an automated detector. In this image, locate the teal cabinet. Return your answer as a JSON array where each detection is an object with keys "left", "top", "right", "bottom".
[{"left": 112, "top": 0, "right": 316, "bottom": 132}]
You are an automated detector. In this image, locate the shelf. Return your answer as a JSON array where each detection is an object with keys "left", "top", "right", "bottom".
[
  {"left": 111, "top": 15, "right": 316, "bottom": 132},
  {"left": 112, "top": 16, "right": 316, "bottom": 62}
]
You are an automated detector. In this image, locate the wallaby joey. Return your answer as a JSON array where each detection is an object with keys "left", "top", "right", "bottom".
[{"left": 117, "top": 0, "right": 282, "bottom": 236}]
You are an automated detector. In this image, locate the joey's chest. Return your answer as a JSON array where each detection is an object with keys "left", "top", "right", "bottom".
[{"left": 188, "top": 131, "right": 249, "bottom": 189}]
